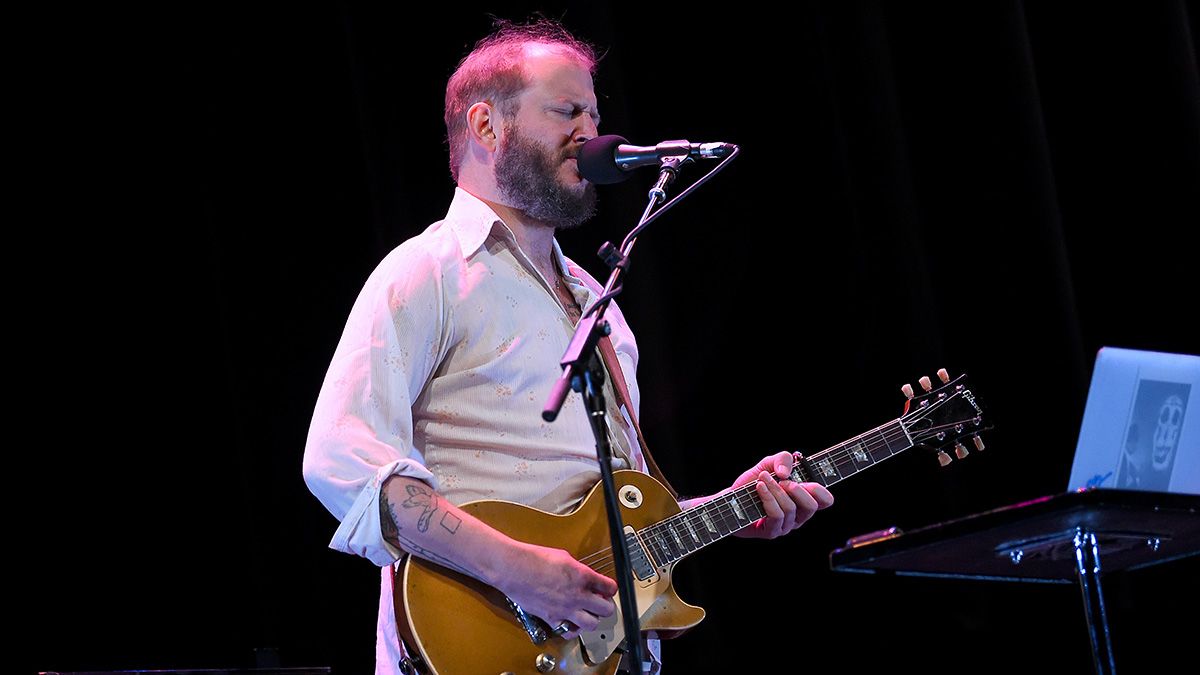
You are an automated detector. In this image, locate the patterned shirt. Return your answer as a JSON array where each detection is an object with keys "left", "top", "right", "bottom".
[{"left": 303, "top": 187, "right": 656, "bottom": 673}]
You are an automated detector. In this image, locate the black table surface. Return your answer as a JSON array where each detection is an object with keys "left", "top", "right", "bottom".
[{"left": 830, "top": 488, "right": 1200, "bottom": 583}]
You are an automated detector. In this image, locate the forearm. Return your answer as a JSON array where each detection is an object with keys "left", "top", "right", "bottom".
[{"left": 379, "top": 474, "right": 517, "bottom": 586}]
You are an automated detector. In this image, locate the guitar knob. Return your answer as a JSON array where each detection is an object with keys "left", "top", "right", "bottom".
[
  {"left": 919, "top": 376, "right": 933, "bottom": 392},
  {"left": 937, "top": 450, "right": 952, "bottom": 467},
  {"left": 536, "top": 653, "right": 558, "bottom": 672},
  {"left": 955, "top": 442, "right": 969, "bottom": 460},
  {"left": 937, "top": 368, "right": 950, "bottom": 383},
  {"left": 973, "top": 436, "right": 986, "bottom": 452},
  {"left": 901, "top": 383, "right": 914, "bottom": 399}
]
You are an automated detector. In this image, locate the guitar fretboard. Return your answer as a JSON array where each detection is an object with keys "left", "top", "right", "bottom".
[{"left": 635, "top": 419, "right": 911, "bottom": 568}]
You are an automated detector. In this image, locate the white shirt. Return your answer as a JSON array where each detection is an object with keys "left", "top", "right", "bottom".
[{"left": 303, "top": 187, "right": 658, "bottom": 673}]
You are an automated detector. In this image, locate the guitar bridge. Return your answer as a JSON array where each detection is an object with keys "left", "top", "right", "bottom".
[{"left": 505, "top": 596, "right": 549, "bottom": 645}]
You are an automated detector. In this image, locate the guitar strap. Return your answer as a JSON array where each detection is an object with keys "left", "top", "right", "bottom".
[{"left": 597, "top": 336, "right": 680, "bottom": 501}]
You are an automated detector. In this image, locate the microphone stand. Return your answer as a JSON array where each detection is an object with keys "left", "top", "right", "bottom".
[{"left": 542, "top": 153, "right": 695, "bottom": 672}]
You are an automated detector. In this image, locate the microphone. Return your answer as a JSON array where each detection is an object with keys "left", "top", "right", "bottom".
[{"left": 577, "top": 135, "right": 737, "bottom": 184}]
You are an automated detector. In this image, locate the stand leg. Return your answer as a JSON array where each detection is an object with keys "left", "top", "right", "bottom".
[{"left": 1073, "top": 528, "right": 1117, "bottom": 675}]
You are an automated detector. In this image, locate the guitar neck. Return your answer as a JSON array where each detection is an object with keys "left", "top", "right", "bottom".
[{"left": 635, "top": 419, "right": 911, "bottom": 567}]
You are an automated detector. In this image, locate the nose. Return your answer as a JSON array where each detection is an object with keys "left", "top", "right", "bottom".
[{"left": 574, "top": 116, "right": 598, "bottom": 145}]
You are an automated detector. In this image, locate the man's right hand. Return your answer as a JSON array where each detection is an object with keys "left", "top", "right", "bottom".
[
  {"left": 492, "top": 541, "right": 618, "bottom": 640},
  {"left": 380, "top": 475, "right": 617, "bottom": 640}
]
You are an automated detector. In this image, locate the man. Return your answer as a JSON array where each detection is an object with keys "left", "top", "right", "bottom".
[{"left": 302, "top": 19, "right": 834, "bottom": 674}]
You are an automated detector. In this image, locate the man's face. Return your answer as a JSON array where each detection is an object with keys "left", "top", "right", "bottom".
[{"left": 493, "top": 47, "right": 600, "bottom": 229}]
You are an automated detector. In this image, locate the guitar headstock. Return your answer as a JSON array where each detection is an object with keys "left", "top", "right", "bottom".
[{"left": 900, "top": 368, "right": 989, "bottom": 466}]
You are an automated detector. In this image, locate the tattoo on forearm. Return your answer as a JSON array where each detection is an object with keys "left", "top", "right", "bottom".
[
  {"left": 396, "top": 532, "right": 475, "bottom": 578},
  {"left": 380, "top": 490, "right": 401, "bottom": 547},
  {"left": 380, "top": 482, "right": 473, "bottom": 578},
  {"left": 401, "top": 483, "right": 440, "bottom": 533}
]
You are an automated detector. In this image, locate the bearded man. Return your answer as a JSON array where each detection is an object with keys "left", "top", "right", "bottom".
[{"left": 303, "top": 19, "right": 833, "bottom": 674}]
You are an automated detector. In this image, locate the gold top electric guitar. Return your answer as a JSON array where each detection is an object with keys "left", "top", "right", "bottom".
[{"left": 394, "top": 370, "right": 988, "bottom": 674}]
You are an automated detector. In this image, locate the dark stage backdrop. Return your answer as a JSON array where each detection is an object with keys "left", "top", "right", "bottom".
[{"left": 25, "top": 3, "right": 1198, "bottom": 674}]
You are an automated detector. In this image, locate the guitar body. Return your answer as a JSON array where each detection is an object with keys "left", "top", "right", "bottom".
[{"left": 396, "top": 470, "right": 705, "bottom": 675}]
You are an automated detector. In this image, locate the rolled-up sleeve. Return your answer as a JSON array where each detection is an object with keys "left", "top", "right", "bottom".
[{"left": 303, "top": 245, "right": 450, "bottom": 566}]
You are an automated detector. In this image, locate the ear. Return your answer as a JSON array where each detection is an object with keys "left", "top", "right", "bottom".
[{"left": 466, "top": 102, "right": 498, "bottom": 152}]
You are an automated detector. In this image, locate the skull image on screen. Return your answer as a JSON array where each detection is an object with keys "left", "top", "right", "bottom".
[{"left": 1152, "top": 394, "right": 1184, "bottom": 471}]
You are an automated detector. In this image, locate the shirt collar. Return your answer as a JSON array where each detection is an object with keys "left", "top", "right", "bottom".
[
  {"left": 445, "top": 188, "right": 578, "bottom": 284},
  {"left": 445, "top": 187, "right": 506, "bottom": 258}
]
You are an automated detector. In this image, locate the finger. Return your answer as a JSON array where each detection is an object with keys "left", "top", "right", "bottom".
[
  {"left": 759, "top": 471, "right": 796, "bottom": 535},
  {"left": 771, "top": 451, "right": 794, "bottom": 478},
  {"left": 586, "top": 572, "right": 618, "bottom": 597},
  {"left": 783, "top": 481, "right": 819, "bottom": 529},
  {"left": 805, "top": 482, "right": 835, "bottom": 509},
  {"left": 571, "top": 608, "right": 602, "bottom": 633},
  {"left": 754, "top": 477, "right": 784, "bottom": 528},
  {"left": 766, "top": 472, "right": 798, "bottom": 531},
  {"left": 582, "top": 592, "right": 616, "bottom": 618}
]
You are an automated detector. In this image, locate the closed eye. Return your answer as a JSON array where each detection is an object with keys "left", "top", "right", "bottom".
[{"left": 552, "top": 105, "right": 601, "bottom": 126}]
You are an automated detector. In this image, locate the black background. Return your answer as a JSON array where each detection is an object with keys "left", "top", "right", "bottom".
[{"left": 25, "top": 3, "right": 1199, "bottom": 674}]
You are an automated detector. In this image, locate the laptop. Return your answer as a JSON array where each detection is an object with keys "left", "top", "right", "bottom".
[{"left": 1067, "top": 347, "right": 1200, "bottom": 495}]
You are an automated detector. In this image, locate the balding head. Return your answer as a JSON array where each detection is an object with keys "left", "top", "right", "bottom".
[{"left": 444, "top": 19, "right": 597, "bottom": 183}]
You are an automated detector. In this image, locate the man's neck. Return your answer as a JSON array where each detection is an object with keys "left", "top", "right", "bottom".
[{"left": 468, "top": 190, "right": 560, "bottom": 275}]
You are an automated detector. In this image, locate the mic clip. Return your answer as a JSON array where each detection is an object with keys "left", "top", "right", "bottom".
[
  {"left": 649, "top": 155, "right": 688, "bottom": 204},
  {"left": 597, "top": 241, "right": 629, "bottom": 272}
]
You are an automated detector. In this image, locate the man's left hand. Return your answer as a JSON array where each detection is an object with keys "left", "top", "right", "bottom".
[{"left": 729, "top": 451, "right": 834, "bottom": 539}]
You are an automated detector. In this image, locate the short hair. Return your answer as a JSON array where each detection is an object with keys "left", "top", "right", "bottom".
[{"left": 444, "top": 18, "right": 598, "bottom": 182}]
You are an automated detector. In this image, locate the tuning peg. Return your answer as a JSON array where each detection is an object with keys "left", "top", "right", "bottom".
[
  {"left": 955, "top": 442, "right": 970, "bottom": 459},
  {"left": 937, "top": 368, "right": 950, "bottom": 384},
  {"left": 919, "top": 376, "right": 933, "bottom": 392},
  {"left": 901, "top": 383, "right": 914, "bottom": 399},
  {"left": 937, "top": 450, "right": 952, "bottom": 467},
  {"left": 973, "top": 435, "right": 986, "bottom": 452}
]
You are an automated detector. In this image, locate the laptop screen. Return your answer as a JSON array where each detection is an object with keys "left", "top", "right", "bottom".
[{"left": 1067, "top": 347, "right": 1200, "bottom": 495}]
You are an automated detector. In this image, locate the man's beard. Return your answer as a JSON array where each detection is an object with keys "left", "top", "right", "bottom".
[{"left": 494, "top": 124, "right": 597, "bottom": 230}]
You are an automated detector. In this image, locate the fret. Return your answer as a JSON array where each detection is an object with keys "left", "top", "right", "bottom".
[
  {"left": 661, "top": 526, "right": 682, "bottom": 561},
  {"left": 653, "top": 526, "right": 676, "bottom": 561},
  {"left": 792, "top": 460, "right": 813, "bottom": 483},
  {"left": 639, "top": 531, "right": 662, "bottom": 568},
  {"left": 727, "top": 493, "right": 749, "bottom": 524},
  {"left": 630, "top": 413, "right": 934, "bottom": 571},
  {"left": 681, "top": 512, "right": 708, "bottom": 546},
  {"left": 647, "top": 528, "right": 671, "bottom": 565},
  {"left": 846, "top": 440, "right": 875, "bottom": 472},
  {"left": 876, "top": 424, "right": 897, "bottom": 458},
  {"left": 714, "top": 496, "right": 742, "bottom": 535},
  {"left": 667, "top": 521, "right": 689, "bottom": 553},
  {"left": 809, "top": 452, "right": 846, "bottom": 486},
  {"left": 705, "top": 502, "right": 729, "bottom": 538},
  {"left": 740, "top": 490, "right": 766, "bottom": 521},
  {"left": 798, "top": 454, "right": 825, "bottom": 487}
]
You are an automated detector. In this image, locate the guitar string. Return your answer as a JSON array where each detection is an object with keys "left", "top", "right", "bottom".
[
  {"left": 578, "top": 388, "right": 975, "bottom": 571},
  {"left": 574, "top": 404, "right": 979, "bottom": 573},
  {"left": 573, "top": 423, "right": 912, "bottom": 566},
  {"left": 574, "top": 480, "right": 765, "bottom": 570},
  {"left": 574, "top": 425, "right": 914, "bottom": 571},
  {"left": 624, "top": 395, "right": 979, "bottom": 568},
  {"left": 583, "top": 487, "right": 767, "bottom": 576}
]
